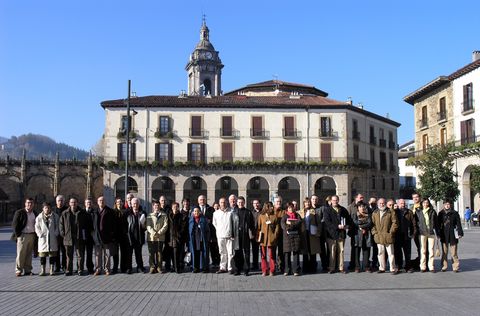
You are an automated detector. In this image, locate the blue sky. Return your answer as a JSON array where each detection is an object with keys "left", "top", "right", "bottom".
[{"left": 1, "top": 0, "right": 479, "bottom": 151}]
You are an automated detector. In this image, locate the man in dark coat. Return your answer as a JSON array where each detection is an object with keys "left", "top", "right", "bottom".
[
  {"left": 347, "top": 194, "right": 364, "bottom": 271},
  {"left": 323, "top": 195, "right": 352, "bottom": 273},
  {"left": 12, "top": 197, "right": 38, "bottom": 276},
  {"left": 234, "top": 196, "right": 255, "bottom": 276},
  {"left": 394, "top": 199, "right": 416, "bottom": 272},
  {"left": 198, "top": 195, "right": 220, "bottom": 269},
  {"left": 159, "top": 196, "right": 173, "bottom": 272},
  {"left": 250, "top": 199, "right": 262, "bottom": 271},
  {"left": 92, "top": 196, "right": 116, "bottom": 275},
  {"left": 124, "top": 197, "right": 147, "bottom": 273},
  {"left": 59, "top": 197, "right": 92, "bottom": 276},
  {"left": 367, "top": 196, "right": 379, "bottom": 271},
  {"left": 52, "top": 195, "right": 68, "bottom": 272},
  {"left": 438, "top": 200, "right": 463, "bottom": 272},
  {"left": 314, "top": 195, "right": 330, "bottom": 272},
  {"left": 84, "top": 197, "right": 95, "bottom": 274}
]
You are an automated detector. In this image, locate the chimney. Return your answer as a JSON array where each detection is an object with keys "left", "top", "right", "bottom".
[{"left": 473, "top": 51, "right": 480, "bottom": 62}]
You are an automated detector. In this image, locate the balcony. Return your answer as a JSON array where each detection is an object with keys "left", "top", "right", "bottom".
[
  {"left": 220, "top": 128, "right": 240, "bottom": 139},
  {"left": 250, "top": 129, "right": 269, "bottom": 139},
  {"left": 189, "top": 128, "right": 208, "bottom": 138},
  {"left": 369, "top": 136, "right": 377, "bottom": 145},
  {"left": 283, "top": 128, "right": 302, "bottom": 139},
  {"left": 319, "top": 129, "right": 335, "bottom": 139},
  {"left": 117, "top": 128, "right": 137, "bottom": 141},
  {"left": 418, "top": 118, "right": 428, "bottom": 130},
  {"left": 437, "top": 111, "right": 447, "bottom": 122},
  {"left": 461, "top": 135, "right": 477, "bottom": 145},
  {"left": 462, "top": 99, "right": 475, "bottom": 115},
  {"left": 388, "top": 141, "right": 396, "bottom": 150},
  {"left": 352, "top": 131, "right": 360, "bottom": 140},
  {"left": 154, "top": 129, "right": 174, "bottom": 139},
  {"left": 379, "top": 139, "right": 387, "bottom": 148}
]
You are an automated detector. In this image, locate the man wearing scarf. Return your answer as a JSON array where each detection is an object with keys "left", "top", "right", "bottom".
[
  {"left": 371, "top": 198, "right": 398, "bottom": 274},
  {"left": 234, "top": 196, "right": 255, "bottom": 276},
  {"left": 124, "top": 197, "right": 146, "bottom": 273}
]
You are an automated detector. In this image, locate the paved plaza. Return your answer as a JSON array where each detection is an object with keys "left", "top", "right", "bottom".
[{"left": 0, "top": 226, "right": 479, "bottom": 315}]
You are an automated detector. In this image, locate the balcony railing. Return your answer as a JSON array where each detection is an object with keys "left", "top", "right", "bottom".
[
  {"left": 369, "top": 136, "right": 377, "bottom": 145},
  {"left": 352, "top": 131, "right": 360, "bottom": 140},
  {"left": 154, "top": 128, "right": 174, "bottom": 139},
  {"left": 379, "top": 139, "right": 387, "bottom": 148},
  {"left": 437, "top": 112, "right": 447, "bottom": 122},
  {"left": 319, "top": 129, "right": 335, "bottom": 138},
  {"left": 462, "top": 99, "right": 474, "bottom": 114},
  {"left": 370, "top": 161, "right": 377, "bottom": 169},
  {"left": 419, "top": 118, "right": 428, "bottom": 129},
  {"left": 283, "top": 128, "right": 302, "bottom": 139},
  {"left": 220, "top": 128, "right": 240, "bottom": 138},
  {"left": 388, "top": 141, "right": 396, "bottom": 150},
  {"left": 250, "top": 129, "right": 269, "bottom": 139},
  {"left": 189, "top": 128, "right": 208, "bottom": 138}
]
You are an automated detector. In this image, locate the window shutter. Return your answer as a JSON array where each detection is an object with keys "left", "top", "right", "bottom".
[
  {"left": 168, "top": 117, "right": 172, "bottom": 132},
  {"left": 117, "top": 143, "right": 123, "bottom": 161},
  {"left": 284, "top": 116, "right": 294, "bottom": 136},
  {"left": 252, "top": 116, "right": 262, "bottom": 131},
  {"left": 222, "top": 116, "right": 232, "bottom": 134},
  {"left": 130, "top": 143, "right": 136, "bottom": 161},
  {"left": 320, "top": 143, "right": 331, "bottom": 162},
  {"left": 191, "top": 116, "right": 201, "bottom": 135},
  {"left": 252, "top": 143, "right": 263, "bottom": 161},
  {"left": 168, "top": 143, "right": 173, "bottom": 162},
  {"left": 187, "top": 143, "right": 192, "bottom": 162},
  {"left": 200, "top": 143, "right": 206, "bottom": 163},
  {"left": 284, "top": 143, "right": 295, "bottom": 161},
  {"left": 461, "top": 121, "right": 467, "bottom": 144},
  {"left": 222, "top": 143, "right": 233, "bottom": 161},
  {"left": 155, "top": 143, "right": 160, "bottom": 161}
]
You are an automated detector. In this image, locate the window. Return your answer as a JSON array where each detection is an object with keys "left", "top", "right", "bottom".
[
  {"left": 463, "top": 83, "right": 474, "bottom": 112},
  {"left": 380, "top": 152, "right": 387, "bottom": 171},
  {"left": 379, "top": 128, "right": 386, "bottom": 147},
  {"left": 438, "top": 97, "right": 447, "bottom": 121},
  {"left": 389, "top": 153, "right": 394, "bottom": 172},
  {"left": 422, "top": 134, "right": 429, "bottom": 153},
  {"left": 352, "top": 119, "right": 359, "bottom": 140},
  {"left": 187, "top": 143, "right": 205, "bottom": 163},
  {"left": 155, "top": 143, "right": 172, "bottom": 162},
  {"left": 370, "top": 148, "right": 376, "bottom": 169},
  {"left": 388, "top": 131, "right": 395, "bottom": 149},
  {"left": 157, "top": 116, "right": 171, "bottom": 137},
  {"left": 420, "top": 106, "right": 428, "bottom": 128},
  {"left": 284, "top": 143, "right": 296, "bottom": 161},
  {"left": 221, "top": 116, "right": 233, "bottom": 137},
  {"left": 391, "top": 178, "right": 395, "bottom": 191},
  {"left": 461, "top": 119, "right": 475, "bottom": 144},
  {"left": 252, "top": 143, "right": 264, "bottom": 162},
  {"left": 320, "top": 143, "right": 332, "bottom": 163},
  {"left": 440, "top": 128, "right": 447, "bottom": 146},
  {"left": 117, "top": 143, "right": 136, "bottom": 162},
  {"left": 371, "top": 175, "right": 376, "bottom": 190},
  {"left": 221, "top": 142, "right": 233, "bottom": 162},
  {"left": 382, "top": 178, "right": 386, "bottom": 190},
  {"left": 320, "top": 117, "right": 332, "bottom": 137},
  {"left": 251, "top": 116, "right": 266, "bottom": 137},
  {"left": 120, "top": 115, "right": 132, "bottom": 132},
  {"left": 369, "top": 125, "right": 376, "bottom": 144},
  {"left": 283, "top": 116, "right": 295, "bottom": 137},
  {"left": 190, "top": 115, "right": 203, "bottom": 137},
  {"left": 353, "top": 144, "right": 359, "bottom": 160}
]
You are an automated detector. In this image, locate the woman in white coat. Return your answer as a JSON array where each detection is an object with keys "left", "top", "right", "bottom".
[{"left": 35, "top": 202, "right": 59, "bottom": 276}]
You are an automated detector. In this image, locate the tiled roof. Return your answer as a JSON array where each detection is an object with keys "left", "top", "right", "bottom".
[
  {"left": 404, "top": 58, "right": 480, "bottom": 105},
  {"left": 101, "top": 95, "right": 400, "bottom": 127},
  {"left": 225, "top": 79, "right": 328, "bottom": 97}
]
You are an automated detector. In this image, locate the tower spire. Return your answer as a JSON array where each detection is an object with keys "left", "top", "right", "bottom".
[{"left": 200, "top": 15, "right": 209, "bottom": 41}]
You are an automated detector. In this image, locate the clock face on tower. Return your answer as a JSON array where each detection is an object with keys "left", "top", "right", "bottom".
[{"left": 205, "top": 51, "right": 213, "bottom": 59}]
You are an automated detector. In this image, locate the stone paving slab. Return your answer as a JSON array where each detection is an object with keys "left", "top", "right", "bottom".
[{"left": 1, "top": 226, "right": 479, "bottom": 315}]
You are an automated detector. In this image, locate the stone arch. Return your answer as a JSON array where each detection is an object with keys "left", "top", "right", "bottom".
[
  {"left": 314, "top": 176, "right": 337, "bottom": 206},
  {"left": 215, "top": 176, "right": 239, "bottom": 203},
  {"left": 60, "top": 176, "right": 87, "bottom": 201},
  {"left": 152, "top": 176, "right": 176, "bottom": 205},
  {"left": 26, "top": 174, "right": 53, "bottom": 205},
  {"left": 462, "top": 165, "right": 480, "bottom": 214},
  {"left": 246, "top": 176, "right": 270, "bottom": 208},
  {"left": 114, "top": 176, "right": 138, "bottom": 200},
  {"left": 277, "top": 176, "right": 300, "bottom": 205},
  {"left": 183, "top": 176, "right": 207, "bottom": 204}
]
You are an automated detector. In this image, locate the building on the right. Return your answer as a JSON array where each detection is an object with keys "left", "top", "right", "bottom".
[{"left": 404, "top": 51, "right": 480, "bottom": 216}]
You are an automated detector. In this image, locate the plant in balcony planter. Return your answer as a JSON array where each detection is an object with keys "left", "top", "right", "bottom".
[
  {"left": 166, "top": 131, "right": 174, "bottom": 139},
  {"left": 162, "top": 160, "right": 171, "bottom": 169},
  {"left": 117, "top": 131, "right": 125, "bottom": 139},
  {"left": 118, "top": 161, "right": 126, "bottom": 169},
  {"left": 174, "top": 161, "right": 184, "bottom": 168},
  {"left": 106, "top": 161, "right": 117, "bottom": 169},
  {"left": 139, "top": 160, "right": 149, "bottom": 168},
  {"left": 129, "top": 161, "right": 139, "bottom": 168},
  {"left": 151, "top": 161, "right": 160, "bottom": 168}
]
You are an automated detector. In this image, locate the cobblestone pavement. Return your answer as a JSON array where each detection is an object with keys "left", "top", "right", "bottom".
[{"left": 1, "top": 226, "right": 479, "bottom": 315}]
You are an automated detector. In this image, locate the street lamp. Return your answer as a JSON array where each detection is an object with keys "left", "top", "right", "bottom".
[{"left": 124, "top": 80, "right": 136, "bottom": 200}]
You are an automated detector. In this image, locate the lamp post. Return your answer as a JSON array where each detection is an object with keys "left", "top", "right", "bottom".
[{"left": 124, "top": 80, "right": 131, "bottom": 200}]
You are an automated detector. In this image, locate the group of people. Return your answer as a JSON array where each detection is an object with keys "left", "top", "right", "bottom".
[{"left": 12, "top": 191, "right": 464, "bottom": 277}]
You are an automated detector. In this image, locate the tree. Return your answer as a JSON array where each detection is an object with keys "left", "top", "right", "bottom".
[
  {"left": 91, "top": 135, "right": 105, "bottom": 158},
  {"left": 408, "top": 144, "right": 459, "bottom": 202},
  {"left": 470, "top": 165, "right": 480, "bottom": 194}
]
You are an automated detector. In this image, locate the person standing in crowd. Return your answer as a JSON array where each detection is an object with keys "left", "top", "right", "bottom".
[
  {"left": 464, "top": 206, "right": 472, "bottom": 230},
  {"left": 213, "top": 202, "right": 220, "bottom": 211},
  {"left": 179, "top": 201, "right": 191, "bottom": 271},
  {"left": 227, "top": 194, "right": 240, "bottom": 275},
  {"left": 347, "top": 194, "right": 364, "bottom": 271},
  {"left": 198, "top": 195, "right": 219, "bottom": 269},
  {"left": 189, "top": 206, "right": 210, "bottom": 273},
  {"left": 257, "top": 202, "right": 280, "bottom": 276},
  {"left": 35, "top": 202, "right": 59, "bottom": 276},
  {"left": 169, "top": 202, "right": 188, "bottom": 273},
  {"left": 313, "top": 195, "right": 329, "bottom": 273},
  {"left": 351, "top": 202, "right": 372, "bottom": 272},
  {"left": 234, "top": 196, "right": 254, "bottom": 276},
  {"left": 250, "top": 199, "right": 263, "bottom": 271},
  {"left": 298, "top": 197, "right": 321, "bottom": 274},
  {"left": 112, "top": 197, "right": 124, "bottom": 274},
  {"left": 274, "top": 196, "right": 285, "bottom": 274},
  {"left": 438, "top": 200, "right": 463, "bottom": 272},
  {"left": 395, "top": 199, "right": 416, "bottom": 273},
  {"left": 281, "top": 202, "right": 303, "bottom": 276},
  {"left": 323, "top": 195, "right": 351, "bottom": 274},
  {"left": 91, "top": 196, "right": 116, "bottom": 276},
  {"left": 124, "top": 197, "right": 147, "bottom": 274},
  {"left": 125, "top": 193, "right": 134, "bottom": 209},
  {"left": 411, "top": 192, "right": 422, "bottom": 269},
  {"left": 371, "top": 198, "right": 398, "bottom": 274},
  {"left": 159, "top": 196, "right": 173, "bottom": 272},
  {"left": 59, "top": 197, "right": 92, "bottom": 276},
  {"left": 213, "top": 197, "right": 234, "bottom": 274},
  {"left": 146, "top": 199, "right": 168, "bottom": 274},
  {"left": 53, "top": 195, "right": 67, "bottom": 273},
  {"left": 84, "top": 198, "right": 95, "bottom": 274},
  {"left": 417, "top": 198, "right": 439, "bottom": 273},
  {"left": 367, "top": 196, "right": 378, "bottom": 271},
  {"left": 12, "top": 197, "right": 38, "bottom": 276}
]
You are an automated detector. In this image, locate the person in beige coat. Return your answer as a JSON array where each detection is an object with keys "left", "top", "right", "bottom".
[
  {"left": 146, "top": 200, "right": 169, "bottom": 273},
  {"left": 35, "top": 202, "right": 59, "bottom": 276},
  {"left": 371, "top": 198, "right": 399, "bottom": 274},
  {"left": 257, "top": 202, "right": 280, "bottom": 276}
]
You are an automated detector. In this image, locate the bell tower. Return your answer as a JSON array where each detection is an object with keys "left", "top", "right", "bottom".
[{"left": 185, "top": 17, "right": 223, "bottom": 96}]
